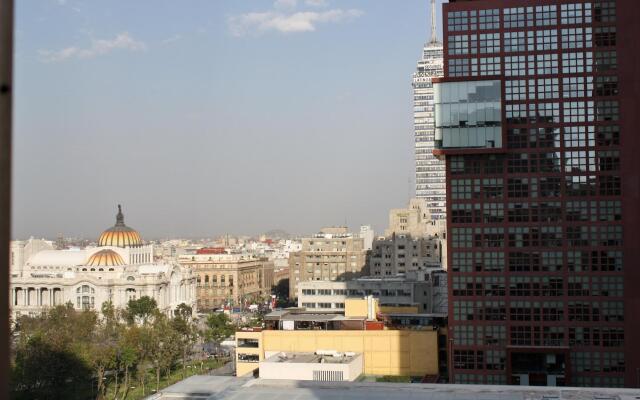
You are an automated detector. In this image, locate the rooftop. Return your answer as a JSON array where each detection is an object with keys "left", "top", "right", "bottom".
[
  {"left": 264, "top": 352, "right": 359, "bottom": 365},
  {"left": 155, "top": 376, "right": 640, "bottom": 400}
]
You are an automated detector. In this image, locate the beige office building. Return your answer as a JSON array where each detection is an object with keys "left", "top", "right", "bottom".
[
  {"left": 288, "top": 227, "right": 367, "bottom": 299},
  {"left": 385, "top": 198, "right": 446, "bottom": 239},
  {"left": 178, "top": 254, "right": 273, "bottom": 310}
]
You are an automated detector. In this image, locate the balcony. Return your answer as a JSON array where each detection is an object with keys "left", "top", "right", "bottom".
[{"left": 433, "top": 80, "right": 502, "bottom": 154}]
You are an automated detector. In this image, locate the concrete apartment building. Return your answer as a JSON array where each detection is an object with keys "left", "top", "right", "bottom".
[
  {"left": 288, "top": 227, "right": 367, "bottom": 300},
  {"left": 370, "top": 235, "right": 442, "bottom": 276},
  {"left": 385, "top": 198, "right": 446, "bottom": 239},
  {"left": 297, "top": 269, "right": 448, "bottom": 314},
  {"left": 434, "top": 0, "right": 638, "bottom": 387},
  {"left": 178, "top": 253, "right": 274, "bottom": 311},
  {"left": 378, "top": 198, "right": 448, "bottom": 272}
]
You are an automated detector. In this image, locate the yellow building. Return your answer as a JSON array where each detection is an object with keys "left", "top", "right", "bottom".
[{"left": 236, "top": 329, "right": 438, "bottom": 378}]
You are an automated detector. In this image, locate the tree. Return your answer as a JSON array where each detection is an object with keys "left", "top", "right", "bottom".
[
  {"left": 149, "top": 315, "right": 181, "bottom": 393},
  {"left": 125, "top": 296, "right": 158, "bottom": 325},
  {"left": 11, "top": 304, "right": 98, "bottom": 399},
  {"left": 171, "top": 304, "right": 198, "bottom": 378},
  {"left": 12, "top": 335, "right": 93, "bottom": 400},
  {"left": 173, "top": 303, "right": 192, "bottom": 320},
  {"left": 203, "top": 313, "right": 234, "bottom": 345}
]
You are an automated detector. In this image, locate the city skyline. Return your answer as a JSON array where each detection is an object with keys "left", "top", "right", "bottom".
[{"left": 12, "top": 0, "right": 446, "bottom": 239}]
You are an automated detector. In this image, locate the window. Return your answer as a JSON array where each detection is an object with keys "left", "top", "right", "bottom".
[
  {"left": 595, "top": 50, "right": 617, "bottom": 71},
  {"left": 506, "top": 103, "right": 527, "bottom": 123},
  {"left": 479, "top": 33, "right": 500, "bottom": 53},
  {"left": 566, "top": 175, "right": 597, "bottom": 197},
  {"left": 479, "top": 57, "right": 500, "bottom": 76},
  {"left": 562, "top": 76, "right": 593, "bottom": 98},
  {"left": 449, "top": 34, "right": 472, "bottom": 55},
  {"left": 451, "top": 252, "right": 473, "bottom": 273},
  {"left": 478, "top": 9, "right": 499, "bottom": 30},
  {"left": 562, "top": 52, "right": 593, "bottom": 74},
  {"left": 597, "top": 150, "right": 620, "bottom": 172},
  {"left": 504, "top": 31, "right": 525, "bottom": 52},
  {"left": 535, "top": 29, "right": 558, "bottom": 50},
  {"left": 563, "top": 101, "right": 595, "bottom": 123},
  {"left": 452, "top": 228, "right": 473, "bottom": 248},
  {"left": 449, "top": 58, "right": 469, "bottom": 77},
  {"left": 448, "top": 10, "right": 476, "bottom": 32},
  {"left": 564, "top": 150, "right": 596, "bottom": 173},
  {"left": 537, "top": 78, "right": 559, "bottom": 99},
  {"left": 561, "top": 2, "right": 592, "bottom": 25},
  {"left": 536, "top": 53, "right": 558, "bottom": 75},
  {"left": 594, "top": 1, "right": 616, "bottom": 23},
  {"left": 535, "top": 5, "right": 557, "bottom": 26},
  {"left": 504, "top": 7, "right": 532, "bottom": 29},
  {"left": 505, "top": 80, "right": 527, "bottom": 101},
  {"left": 594, "top": 26, "right": 616, "bottom": 47},
  {"left": 595, "top": 76, "right": 618, "bottom": 96},
  {"left": 564, "top": 126, "right": 595, "bottom": 147},
  {"left": 532, "top": 102, "right": 560, "bottom": 123},
  {"left": 505, "top": 56, "right": 526, "bottom": 77},
  {"left": 597, "top": 125, "right": 619, "bottom": 146},
  {"left": 561, "top": 27, "right": 592, "bottom": 49},
  {"left": 596, "top": 100, "right": 619, "bottom": 121}
]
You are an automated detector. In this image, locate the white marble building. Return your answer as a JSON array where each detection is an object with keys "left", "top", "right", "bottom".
[{"left": 9, "top": 206, "right": 196, "bottom": 318}]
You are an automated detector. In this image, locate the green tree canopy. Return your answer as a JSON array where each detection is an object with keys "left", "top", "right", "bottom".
[
  {"left": 204, "top": 313, "right": 234, "bottom": 344},
  {"left": 126, "top": 296, "right": 158, "bottom": 325}
]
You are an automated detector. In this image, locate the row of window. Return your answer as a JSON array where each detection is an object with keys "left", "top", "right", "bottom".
[
  {"left": 453, "top": 325, "right": 624, "bottom": 348},
  {"left": 505, "top": 101, "right": 619, "bottom": 124},
  {"left": 506, "top": 126, "right": 620, "bottom": 149},
  {"left": 451, "top": 173, "right": 621, "bottom": 201},
  {"left": 451, "top": 250, "right": 622, "bottom": 273},
  {"left": 453, "top": 300, "right": 623, "bottom": 322},
  {"left": 449, "top": 27, "right": 613, "bottom": 56},
  {"left": 452, "top": 225, "right": 622, "bottom": 249},
  {"left": 449, "top": 50, "right": 617, "bottom": 77},
  {"left": 452, "top": 200, "right": 621, "bottom": 225},
  {"left": 452, "top": 275, "right": 623, "bottom": 298},
  {"left": 505, "top": 76, "right": 617, "bottom": 101},
  {"left": 447, "top": 2, "right": 615, "bottom": 32}
]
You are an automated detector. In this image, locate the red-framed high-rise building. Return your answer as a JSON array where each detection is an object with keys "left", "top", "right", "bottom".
[{"left": 433, "top": 0, "right": 639, "bottom": 387}]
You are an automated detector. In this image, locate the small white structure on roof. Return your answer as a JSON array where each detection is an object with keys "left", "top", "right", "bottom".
[{"left": 259, "top": 351, "right": 363, "bottom": 382}]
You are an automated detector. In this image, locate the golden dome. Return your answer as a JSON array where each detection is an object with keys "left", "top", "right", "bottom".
[
  {"left": 98, "top": 205, "right": 142, "bottom": 247},
  {"left": 86, "top": 249, "right": 125, "bottom": 267}
]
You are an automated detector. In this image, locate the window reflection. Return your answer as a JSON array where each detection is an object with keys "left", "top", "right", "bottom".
[{"left": 435, "top": 80, "right": 502, "bottom": 149}]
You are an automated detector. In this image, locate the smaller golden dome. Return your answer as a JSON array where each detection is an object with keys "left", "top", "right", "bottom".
[{"left": 86, "top": 249, "right": 125, "bottom": 267}]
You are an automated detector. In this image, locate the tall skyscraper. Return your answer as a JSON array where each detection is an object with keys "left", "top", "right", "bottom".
[
  {"left": 413, "top": 0, "right": 446, "bottom": 220},
  {"left": 434, "top": 0, "right": 638, "bottom": 388}
]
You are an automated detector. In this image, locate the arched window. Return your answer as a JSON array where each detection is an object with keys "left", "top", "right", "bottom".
[
  {"left": 127, "top": 276, "right": 135, "bottom": 281},
  {"left": 76, "top": 285, "right": 95, "bottom": 310},
  {"left": 126, "top": 288, "right": 136, "bottom": 301}
]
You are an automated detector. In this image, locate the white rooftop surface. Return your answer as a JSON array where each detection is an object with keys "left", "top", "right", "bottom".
[
  {"left": 27, "top": 249, "right": 86, "bottom": 266},
  {"left": 155, "top": 376, "right": 640, "bottom": 400}
]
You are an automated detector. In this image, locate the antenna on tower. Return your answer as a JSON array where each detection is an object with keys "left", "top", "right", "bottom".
[{"left": 429, "top": 0, "right": 439, "bottom": 44}]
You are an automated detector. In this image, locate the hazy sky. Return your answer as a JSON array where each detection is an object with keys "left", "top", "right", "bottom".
[{"left": 12, "top": 0, "right": 445, "bottom": 240}]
